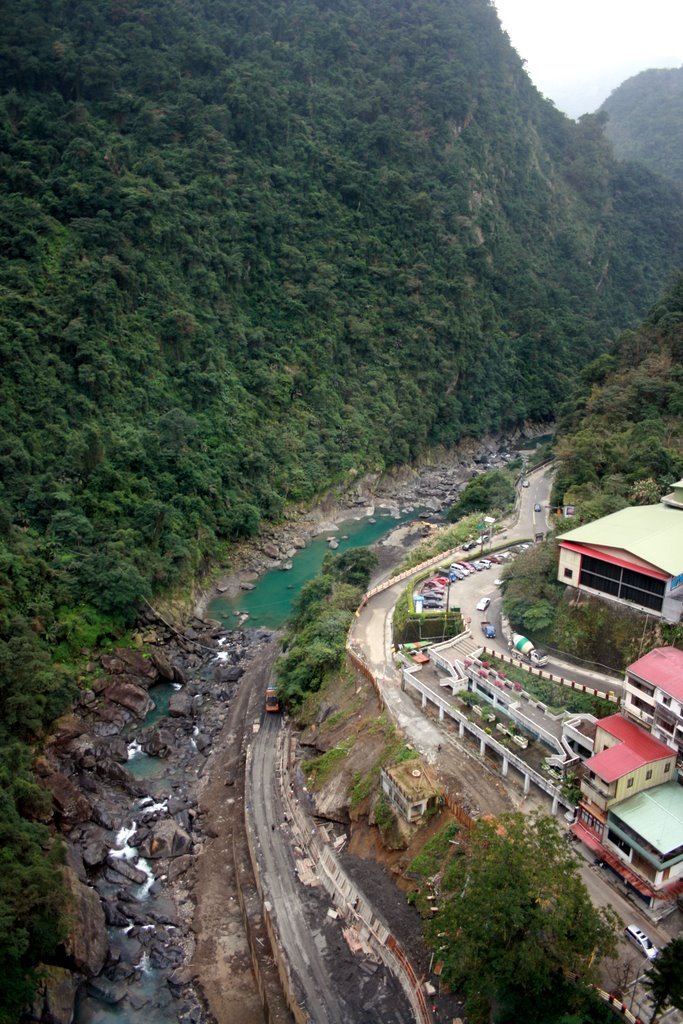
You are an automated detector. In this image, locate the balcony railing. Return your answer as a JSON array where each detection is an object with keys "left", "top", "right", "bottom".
[
  {"left": 625, "top": 675, "right": 655, "bottom": 698},
  {"left": 581, "top": 778, "right": 614, "bottom": 810},
  {"left": 623, "top": 703, "right": 653, "bottom": 726},
  {"left": 654, "top": 703, "right": 682, "bottom": 728}
]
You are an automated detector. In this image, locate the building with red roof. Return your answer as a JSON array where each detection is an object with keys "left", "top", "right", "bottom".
[
  {"left": 573, "top": 713, "right": 681, "bottom": 907},
  {"left": 622, "top": 647, "right": 683, "bottom": 761}
]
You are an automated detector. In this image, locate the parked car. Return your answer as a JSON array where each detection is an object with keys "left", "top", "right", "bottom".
[
  {"left": 534, "top": 503, "right": 542, "bottom": 512},
  {"left": 494, "top": 578, "right": 504, "bottom": 587},
  {"left": 452, "top": 563, "right": 471, "bottom": 576},
  {"left": 433, "top": 576, "right": 449, "bottom": 586},
  {"left": 487, "top": 555, "right": 502, "bottom": 564},
  {"left": 449, "top": 571, "right": 463, "bottom": 581},
  {"left": 478, "top": 559, "right": 493, "bottom": 569},
  {"left": 522, "top": 480, "right": 530, "bottom": 488},
  {"left": 462, "top": 540, "right": 477, "bottom": 551},
  {"left": 462, "top": 561, "right": 478, "bottom": 572},
  {"left": 624, "top": 925, "right": 659, "bottom": 960}
]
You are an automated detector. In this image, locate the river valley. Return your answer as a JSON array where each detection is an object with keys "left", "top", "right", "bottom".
[{"left": 35, "top": 432, "right": 539, "bottom": 1024}]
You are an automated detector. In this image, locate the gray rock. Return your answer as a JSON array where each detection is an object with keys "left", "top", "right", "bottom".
[
  {"left": 240, "top": 581, "right": 256, "bottom": 591},
  {"left": 168, "top": 692, "right": 194, "bottom": 717},
  {"left": 82, "top": 839, "right": 108, "bottom": 868},
  {"left": 103, "top": 901, "right": 131, "bottom": 927},
  {"left": 216, "top": 665, "right": 243, "bottom": 683},
  {"left": 62, "top": 866, "right": 108, "bottom": 975},
  {"left": 140, "top": 820, "right": 192, "bottom": 859},
  {"left": 194, "top": 732, "right": 211, "bottom": 753},
  {"left": 43, "top": 771, "right": 92, "bottom": 826},
  {"left": 139, "top": 726, "right": 174, "bottom": 757},
  {"left": 152, "top": 651, "right": 175, "bottom": 680},
  {"left": 105, "top": 854, "right": 149, "bottom": 886},
  {"left": 172, "top": 664, "right": 187, "bottom": 685},
  {"left": 86, "top": 978, "right": 127, "bottom": 1005},
  {"left": 104, "top": 679, "right": 154, "bottom": 719},
  {"left": 166, "top": 854, "right": 193, "bottom": 883},
  {"left": 261, "top": 542, "right": 279, "bottom": 559},
  {"left": 91, "top": 802, "right": 120, "bottom": 831},
  {"left": 29, "top": 965, "right": 78, "bottom": 1024}
]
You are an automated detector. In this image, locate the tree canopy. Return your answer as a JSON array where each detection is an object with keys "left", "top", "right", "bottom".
[{"left": 424, "top": 812, "right": 619, "bottom": 1024}]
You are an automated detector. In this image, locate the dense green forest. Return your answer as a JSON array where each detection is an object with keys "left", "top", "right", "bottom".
[
  {"left": 2, "top": 0, "right": 683, "bottom": 659},
  {"left": 503, "top": 275, "right": 683, "bottom": 666},
  {"left": 600, "top": 67, "right": 683, "bottom": 186},
  {"left": 2, "top": 0, "right": 683, "bottom": 1012}
]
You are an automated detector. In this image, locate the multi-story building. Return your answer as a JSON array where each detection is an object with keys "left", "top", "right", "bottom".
[
  {"left": 572, "top": 714, "right": 682, "bottom": 905},
  {"left": 622, "top": 646, "right": 683, "bottom": 761}
]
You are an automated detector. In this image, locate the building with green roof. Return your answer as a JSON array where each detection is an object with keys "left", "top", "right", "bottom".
[
  {"left": 557, "top": 481, "right": 683, "bottom": 623},
  {"left": 607, "top": 783, "right": 683, "bottom": 898}
]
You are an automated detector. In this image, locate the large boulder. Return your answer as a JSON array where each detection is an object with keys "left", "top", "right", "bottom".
[
  {"left": 105, "top": 854, "right": 149, "bottom": 886},
  {"left": 43, "top": 771, "right": 92, "bottom": 826},
  {"left": 28, "top": 965, "right": 79, "bottom": 1024},
  {"left": 102, "top": 648, "right": 158, "bottom": 681},
  {"left": 168, "top": 692, "right": 194, "bottom": 717},
  {"left": 62, "top": 867, "right": 108, "bottom": 976},
  {"left": 140, "top": 820, "right": 192, "bottom": 859},
  {"left": 139, "top": 726, "right": 174, "bottom": 758},
  {"left": 151, "top": 651, "right": 175, "bottom": 680},
  {"left": 103, "top": 679, "right": 154, "bottom": 719}
]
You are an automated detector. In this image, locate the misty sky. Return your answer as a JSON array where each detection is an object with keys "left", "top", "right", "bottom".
[{"left": 493, "top": 0, "right": 683, "bottom": 117}]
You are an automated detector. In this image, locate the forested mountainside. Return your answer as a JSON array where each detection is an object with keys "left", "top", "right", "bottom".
[
  {"left": 505, "top": 276, "right": 683, "bottom": 667},
  {"left": 600, "top": 67, "right": 683, "bottom": 186},
  {"left": 2, "top": 0, "right": 683, "bottom": 1010},
  {"left": 2, "top": 0, "right": 683, "bottom": 657},
  {"left": 552, "top": 273, "right": 683, "bottom": 523}
]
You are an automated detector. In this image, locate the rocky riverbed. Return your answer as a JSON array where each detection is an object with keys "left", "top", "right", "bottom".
[
  {"left": 28, "top": 614, "right": 275, "bottom": 1024},
  {"left": 198, "top": 431, "right": 530, "bottom": 609},
  {"left": 27, "top": 427, "right": 544, "bottom": 1024}
]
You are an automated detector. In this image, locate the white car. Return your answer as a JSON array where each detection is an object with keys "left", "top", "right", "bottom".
[
  {"left": 494, "top": 578, "right": 504, "bottom": 587},
  {"left": 624, "top": 924, "right": 659, "bottom": 960}
]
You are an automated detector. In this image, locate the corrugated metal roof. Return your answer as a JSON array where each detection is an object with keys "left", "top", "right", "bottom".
[
  {"left": 559, "top": 503, "right": 683, "bottom": 576},
  {"left": 610, "top": 783, "right": 683, "bottom": 856},
  {"left": 584, "top": 714, "right": 673, "bottom": 782},
  {"left": 586, "top": 745, "right": 652, "bottom": 783},
  {"left": 627, "top": 646, "right": 683, "bottom": 701}
]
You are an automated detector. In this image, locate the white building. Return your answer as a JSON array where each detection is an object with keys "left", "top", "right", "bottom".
[{"left": 622, "top": 646, "right": 683, "bottom": 762}]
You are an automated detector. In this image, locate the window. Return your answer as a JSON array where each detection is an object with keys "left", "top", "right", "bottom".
[
  {"left": 665, "top": 763, "right": 671, "bottom": 773},
  {"left": 579, "top": 555, "right": 665, "bottom": 612},
  {"left": 662, "top": 696, "right": 671, "bottom": 707},
  {"left": 646, "top": 769, "right": 652, "bottom": 780},
  {"left": 564, "top": 567, "right": 573, "bottom": 579},
  {"left": 627, "top": 778, "right": 634, "bottom": 788}
]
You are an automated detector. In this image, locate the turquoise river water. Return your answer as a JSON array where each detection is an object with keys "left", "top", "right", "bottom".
[{"left": 207, "top": 505, "right": 420, "bottom": 630}]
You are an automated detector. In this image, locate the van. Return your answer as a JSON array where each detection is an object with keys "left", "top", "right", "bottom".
[
  {"left": 476, "top": 597, "right": 491, "bottom": 612},
  {"left": 624, "top": 925, "right": 658, "bottom": 960}
]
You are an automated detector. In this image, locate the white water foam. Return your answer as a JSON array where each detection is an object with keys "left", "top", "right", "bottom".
[{"left": 111, "top": 822, "right": 137, "bottom": 859}]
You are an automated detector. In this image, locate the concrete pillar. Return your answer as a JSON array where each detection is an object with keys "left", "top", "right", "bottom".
[
  {"left": 439, "top": 706, "right": 444, "bottom": 721},
  {"left": 421, "top": 692, "right": 426, "bottom": 709},
  {"left": 459, "top": 720, "right": 465, "bottom": 739},
  {"left": 551, "top": 793, "right": 559, "bottom": 815},
  {"left": 480, "top": 736, "right": 486, "bottom": 756},
  {"left": 524, "top": 774, "right": 530, "bottom": 796},
  {"left": 502, "top": 757, "right": 508, "bottom": 777}
]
